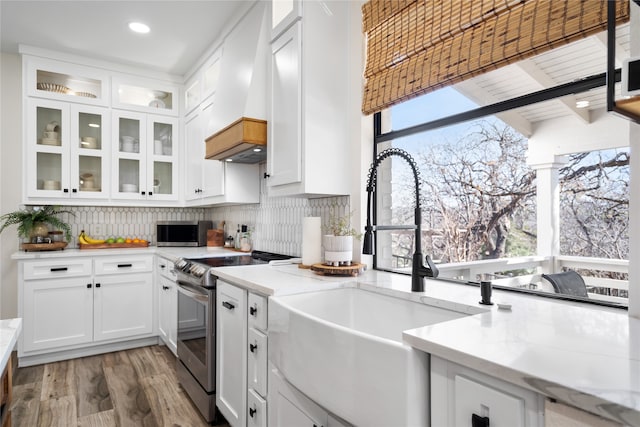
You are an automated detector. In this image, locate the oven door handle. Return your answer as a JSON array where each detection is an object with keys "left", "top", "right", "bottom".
[{"left": 177, "top": 281, "right": 210, "bottom": 303}]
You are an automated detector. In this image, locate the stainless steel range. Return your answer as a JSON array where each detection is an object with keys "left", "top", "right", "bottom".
[{"left": 174, "top": 250, "right": 293, "bottom": 424}]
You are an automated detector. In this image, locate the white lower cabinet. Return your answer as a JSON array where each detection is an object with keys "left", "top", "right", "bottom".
[
  {"left": 157, "top": 257, "right": 177, "bottom": 355},
  {"left": 431, "top": 356, "right": 544, "bottom": 427},
  {"left": 247, "top": 388, "right": 267, "bottom": 427},
  {"left": 93, "top": 273, "right": 153, "bottom": 342},
  {"left": 18, "top": 254, "right": 154, "bottom": 363},
  {"left": 268, "top": 366, "right": 351, "bottom": 427},
  {"left": 22, "top": 276, "right": 94, "bottom": 352},
  {"left": 216, "top": 280, "right": 248, "bottom": 427},
  {"left": 247, "top": 328, "right": 267, "bottom": 397}
]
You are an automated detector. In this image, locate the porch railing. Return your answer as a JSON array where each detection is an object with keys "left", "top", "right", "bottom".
[{"left": 391, "top": 254, "right": 629, "bottom": 304}]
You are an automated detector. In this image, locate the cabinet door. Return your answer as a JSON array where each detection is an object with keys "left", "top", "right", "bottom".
[
  {"left": 26, "top": 98, "right": 71, "bottom": 198},
  {"left": 248, "top": 293, "right": 267, "bottom": 332},
  {"left": 147, "top": 115, "right": 178, "bottom": 201},
  {"left": 216, "top": 281, "right": 247, "bottom": 427},
  {"left": 269, "top": 22, "right": 302, "bottom": 188},
  {"left": 22, "top": 277, "right": 93, "bottom": 352},
  {"left": 454, "top": 375, "right": 526, "bottom": 427},
  {"left": 112, "top": 110, "right": 147, "bottom": 199},
  {"left": 248, "top": 328, "right": 268, "bottom": 397},
  {"left": 70, "top": 104, "right": 110, "bottom": 198},
  {"left": 93, "top": 273, "right": 153, "bottom": 342},
  {"left": 158, "top": 276, "right": 177, "bottom": 355},
  {"left": 200, "top": 100, "right": 226, "bottom": 198}
]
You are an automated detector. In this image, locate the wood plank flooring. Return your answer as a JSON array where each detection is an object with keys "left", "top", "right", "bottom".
[{"left": 10, "top": 345, "right": 228, "bottom": 427}]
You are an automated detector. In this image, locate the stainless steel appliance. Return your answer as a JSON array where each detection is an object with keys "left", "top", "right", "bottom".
[
  {"left": 175, "top": 250, "right": 293, "bottom": 424},
  {"left": 157, "top": 220, "right": 213, "bottom": 247}
]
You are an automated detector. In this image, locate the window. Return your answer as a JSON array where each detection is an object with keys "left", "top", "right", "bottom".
[{"left": 373, "top": 85, "right": 630, "bottom": 308}]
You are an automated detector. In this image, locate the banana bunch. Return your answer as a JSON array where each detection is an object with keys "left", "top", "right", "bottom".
[{"left": 78, "top": 230, "right": 105, "bottom": 245}]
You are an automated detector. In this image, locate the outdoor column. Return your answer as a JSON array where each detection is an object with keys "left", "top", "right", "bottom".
[{"left": 528, "top": 156, "right": 567, "bottom": 271}]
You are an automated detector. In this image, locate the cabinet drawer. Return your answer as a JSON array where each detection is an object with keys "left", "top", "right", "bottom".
[
  {"left": 23, "top": 258, "right": 92, "bottom": 280},
  {"left": 248, "top": 293, "right": 267, "bottom": 331},
  {"left": 454, "top": 375, "right": 525, "bottom": 427},
  {"left": 247, "top": 388, "right": 267, "bottom": 427},
  {"left": 248, "top": 328, "right": 267, "bottom": 397},
  {"left": 94, "top": 255, "right": 153, "bottom": 275},
  {"left": 156, "top": 257, "right": 176, "bottom": 280}
]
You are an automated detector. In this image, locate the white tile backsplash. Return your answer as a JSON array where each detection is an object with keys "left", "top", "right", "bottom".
[{"left": 45, "top": 186, "right": 350, "bottom": 255}]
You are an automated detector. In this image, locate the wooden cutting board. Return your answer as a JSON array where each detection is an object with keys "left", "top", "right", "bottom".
[
  {"left": 310, "top": 263, "right": 366, "bottom": 276},
  {"left": 78, "top": 242, "right": 150, "bottom": 249}
]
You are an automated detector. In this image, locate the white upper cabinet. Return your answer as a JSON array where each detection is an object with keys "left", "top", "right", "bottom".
[
  {"left": 267, "top": 1, "right": 351, "bottom": 197},
  {"left": 24, "top": 55, "right": 109, "bottom": 107},
  {"left": 25, "top": 98, "right": 110, "bottom": 201},
  {"left": 111, "top": 75, "right": 179, "bottom": 117},
  {"left": 112, "top": 110, "right": 179, "bottom": 202},
  {"left": 271, "top": 0, "right": 302, "bottom": 41}
]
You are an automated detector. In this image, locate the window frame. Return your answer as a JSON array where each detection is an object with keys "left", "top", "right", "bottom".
[{"left": 371, "top": 71, "right": 628, "bottom": 310}]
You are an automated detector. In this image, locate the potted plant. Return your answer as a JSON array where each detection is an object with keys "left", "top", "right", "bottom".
[
  {"left": 0, "top": 205, "right": 74, "bottom": 245},
  {"left": 323, "top": 207, "right": 362, "bottom": 266}
]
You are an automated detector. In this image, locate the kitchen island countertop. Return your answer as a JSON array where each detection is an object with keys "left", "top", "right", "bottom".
[
  {"left": 0, "top": 318, "right": 22, "bottom": 374},
  {"left": 210, "top": 263, "right": 639, "bottom": 427}
]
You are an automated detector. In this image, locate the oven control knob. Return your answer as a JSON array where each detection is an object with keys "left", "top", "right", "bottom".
[
  {"left": 190, "top": 264, "right": 207, "bottom": 277},
  {"left": 175, "top": 259, "right": 189, "bottom": 271}
]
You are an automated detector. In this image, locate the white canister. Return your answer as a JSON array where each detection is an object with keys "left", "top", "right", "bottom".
[{"left": 302, "top": 217, "right": 322, "bottom": 266}]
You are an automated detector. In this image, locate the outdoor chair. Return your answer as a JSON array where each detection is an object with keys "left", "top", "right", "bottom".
[{"left": 541, "top": 271, "right": 589, "bottom": 297}]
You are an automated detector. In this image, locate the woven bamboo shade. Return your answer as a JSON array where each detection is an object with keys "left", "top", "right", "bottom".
[{"left": 362, "top": 0, "right": 630, "bottom": 115}]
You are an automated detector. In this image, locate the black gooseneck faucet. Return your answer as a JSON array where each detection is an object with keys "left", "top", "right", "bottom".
[{"left": 363, "top": 148, "right": 439, "bottom": 291}]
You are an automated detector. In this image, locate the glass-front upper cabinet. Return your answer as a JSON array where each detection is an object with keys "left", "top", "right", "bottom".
[
  {"left": 26, "top": 98, "right": 110, "bottom": 200},
  {"left": 112, "top": 75, "right": 179, "bottom": 116},
  {"left": 24, "top": 55, "right": 109, "bottom": 106},
  {"left": 271, "top": 0, "right": 301, "bottom": 41},
  {"left": 112, "top": 110, "right": 178, "bottom": 201}
]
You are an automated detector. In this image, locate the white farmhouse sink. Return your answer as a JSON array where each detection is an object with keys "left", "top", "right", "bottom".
[{"left": 268, "top": 287, "right": 471, "bottom": 427}]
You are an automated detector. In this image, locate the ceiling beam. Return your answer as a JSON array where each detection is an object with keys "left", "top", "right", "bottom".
[
  {"left": 453, "top": 80, "right": 533, "bottom": 137},
  {"left": 594, "top": 32, "right": 628, "bottom": 66},
  {"left": 515, "top": 59, "right": 590, "bottom": 124}
]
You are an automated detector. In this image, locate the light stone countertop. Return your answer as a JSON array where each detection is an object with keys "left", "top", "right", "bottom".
[
  {"left": 210, "top": 263, "right": 639, "bottom": 427},
  {"left": 0, "top": 318, "right": 22, "bottom": 374},
  {"left": 11, "top": 246, "right": 246, "bottom": 261}
]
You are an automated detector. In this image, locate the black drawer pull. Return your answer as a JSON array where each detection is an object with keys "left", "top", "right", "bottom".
[
  {"left": 249, "top": 306, "right": 257, "bottom": 316},
  {"left": 162, "top": 285, "right": 170, "bottom": 290},
  {"left": 249, "top": 407, "right": 256, "bottom": 418},
  {"left": 50, "top": 267, "right": 68, "bottom": 272},
  {"left": 87, "top": 284, "right": 92, "bottom": 288},
  {"left": 222, "top": 301, "right": 235, "bottom": 310},
  {"left": 249, "top": 343, "right": 257, "bottom": 353},
  {"left": 117, "top": 264, "right": 133, "bottom": 268},
  {"left": 96, "top": 283, "right": 101, "bottom": 288}
]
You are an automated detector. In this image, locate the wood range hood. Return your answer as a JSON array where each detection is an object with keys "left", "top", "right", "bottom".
[{"left": 205, "top": 117, "right": 267, "bottom": 163}]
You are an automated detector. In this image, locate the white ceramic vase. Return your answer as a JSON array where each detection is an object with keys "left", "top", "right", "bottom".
[{"left": 323, "top": 235, "right": 353, "bottom": 266}]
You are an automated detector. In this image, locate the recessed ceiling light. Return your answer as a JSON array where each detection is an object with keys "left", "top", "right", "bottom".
[
  {"left": 253, "top": 148, "right": 262, "bottom": 152},
  {"left": 225, "top": 158, "right": 233, "bottom": 162},
  {"left": 576, "top": 100, "right": 590, "bottom": 109},
  {"left": 129, "top": 22, "right": 150, "bottom": 34}
]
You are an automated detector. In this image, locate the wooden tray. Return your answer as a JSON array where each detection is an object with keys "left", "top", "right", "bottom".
[
  {"left": 78, "top": 242, "right": 150, "bottom": 250},
  {"left": 310, "top": 263, "right": 366, "bottom": 276},
  {"left": 21, "top": 242, "right": 68, "bottom": 252}
]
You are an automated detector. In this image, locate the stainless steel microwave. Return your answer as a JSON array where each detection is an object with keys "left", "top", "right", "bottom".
[{"left": 156, "top": 220, "right": 213, "bottom": 247}]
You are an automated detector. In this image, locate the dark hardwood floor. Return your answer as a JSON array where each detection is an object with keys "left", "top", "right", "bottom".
[{"left": 11, "top": 345, "right": 228, "bottom": 427}]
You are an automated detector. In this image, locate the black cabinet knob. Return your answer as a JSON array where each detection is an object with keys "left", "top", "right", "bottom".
[
  {"left": 63, "top": 188, "right": 69, "bottom": 193},
  {"left": 249, "top": 343, "right": 257, "bottom": 353},
  {"left": 95, "top": 283, "right": 101, "bottom": 288},
  {"left": 249, "top": 407, "right": 256, "bottom": 418},
  {"left": 87, "top": 284, "right": 92, "bottom": 288},
  {"left": 263, "top": 172, "right": 270, "bottom": 179},
  {"left": 472, "top": 414, "right": 490, "bottom": 427},
  {"left": 250, "top": 306, "right": 257, "bottom": 316}
]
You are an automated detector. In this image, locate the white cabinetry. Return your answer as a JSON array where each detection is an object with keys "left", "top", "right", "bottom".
[
  {"left": 112, "top": 110, "right": 178, "bottom": 202},
  {"left": 157, "top": 257, "right": 177, "bottom": 355},
  {"left": 216, "top": 280, "right": 248, "bottom": 427},
  {"left": 93, "top": 257, "right": 153, "bottom": 341},
  {"left": 267, "top": 1, "right": 351, "bottom": 197},
  {"left": 18, "top": 254, "right": 155, "bottom": 365},
  {"left": 269, "top": 366, "right": 351, "bottom": 427},
  {"left": 25, "top": 98, "right": 110, "bottom": 200},
  {"left": 21, "top": 259, "right": 94, "bottom": 352},
  {"left": 111, "top": 75, "right": 179, "bottom": 117},
  {"left": 184, "top": 105, "right": 260, "bottom": 206},
  {"left": 431, "top": 356, "right": 544, "bottom": 427},
  {"left": 247, "top": 292, "right": 268, "bottom": 424}
]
